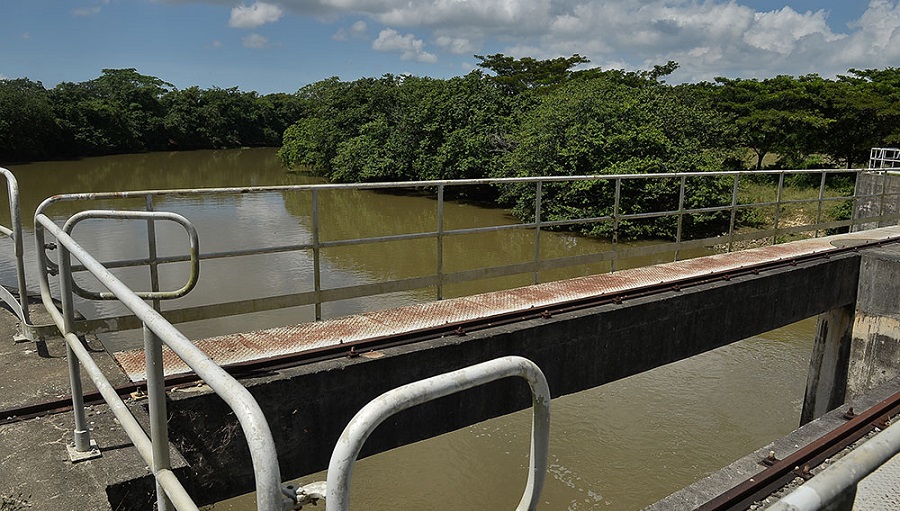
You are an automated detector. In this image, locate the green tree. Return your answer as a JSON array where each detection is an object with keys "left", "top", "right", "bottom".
[
  {"left": 50, "top": 68, "right": 172, "bottom": 155},
  {"left": 497, "top": 76, "right": 734, "bottom": 238},
  {"left": 713, "top": 75, "right": 829, "bottom": 169},
  {"left": 0, "top": 78, "right": 57, "bottom": 162},
  {"left": 817, "top": 69, "right": 900, "bottom": 168},
  {"left": 474, "top": 53, "right": 590, "bottom": 94}
]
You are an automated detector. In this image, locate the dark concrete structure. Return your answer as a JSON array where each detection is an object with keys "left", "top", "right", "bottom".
[
  {"left": 847, "top": 246, "right": 900, "bottom": 398},
  {"left": 165, "top": 249, "right": 863, "bottom": 506},
  {"left": 5, "top": 229, "right": 900, "bottom": 510}
]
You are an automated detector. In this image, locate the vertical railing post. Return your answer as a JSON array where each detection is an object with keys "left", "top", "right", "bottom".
[
  {"left": 727, "top": 174, "right": 740, "bottom": 252},
  {"left": 611, "top": 178, "right": 621, "bottom": 272},
  {"left": 878, "top": 167, "right": 888, "bottom": 227},
  {"left": 436, "top": 184, "right": 445, "bottom": 300},
  {"left": 772, "top": 171, "right": 785, "bottom": 245},
  {"left": 58, "top": 240, "right": 92, "bottom": 453},
  {"left": 675, "top": 175, "right": 686, "bottom": 262},
  {"left": 815, "top": 171, "right": 827, "bottom": 238},
  {"left": 144, "top": 324, "right": 173, "bottom": 511},
  {"left": 850, "top": 169, "right": 862, "bottom": 232},
  {"left": 145, "top": 195, "right": 161, "bottom": 311},
  {"left": 532, "top": 181, "right": 542, "bottom": 285},
  {"left": 312, "top": 189, "right": 322, "bottom": 321}
]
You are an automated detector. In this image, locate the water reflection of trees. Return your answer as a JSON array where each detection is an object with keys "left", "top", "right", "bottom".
[
  {"left": 2, "top": 148, "right": 315, "bottom": 226},
  {"left": 279, "top": 183, "right": 685, "bottom": 297}
]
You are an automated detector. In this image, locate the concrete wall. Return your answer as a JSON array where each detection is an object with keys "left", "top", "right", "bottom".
[
  {"left": 854, "top": 171, "right": 900, "bottom": 231},
  {"left": 847, "top": 246, "right": 900, "bottom": 399},
  {"left": 163, "top": 254, "right": 861, "bottom": 507}
]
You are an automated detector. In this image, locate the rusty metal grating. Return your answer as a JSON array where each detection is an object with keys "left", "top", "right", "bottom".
[{"left": 113, "top": 230, "right": 900, "bottom": 382}]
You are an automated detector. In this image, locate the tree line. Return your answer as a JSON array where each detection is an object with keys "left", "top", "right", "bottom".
[
  {"left": 2, "top": 58, "right": 898, "bottom": 237},
  {"left": 0, "top": 68, "right": 303, "bottom": 162},
  {"left": 276, "top": 56, "right": 899, "bottom": 238}
]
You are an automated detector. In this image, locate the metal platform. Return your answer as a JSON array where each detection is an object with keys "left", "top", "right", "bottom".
[{"left": 113, "top": 227, "right": 900, "bottom": 381}]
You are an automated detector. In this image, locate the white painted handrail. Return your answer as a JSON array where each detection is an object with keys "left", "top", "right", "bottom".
[{"left": 325, "top": 355, "right": 551, "bottom": 511}]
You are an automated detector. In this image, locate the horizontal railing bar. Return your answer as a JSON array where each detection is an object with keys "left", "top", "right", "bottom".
[
  {"left": 73, "top": 211, "right": 900, "bottom": 338},
  {"left": 36, "top": 168, "right": 865, "bottom": 208}
]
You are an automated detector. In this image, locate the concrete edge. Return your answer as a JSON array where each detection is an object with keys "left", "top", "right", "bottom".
[{"left": 642, "top": 376, "right": 900, "bottom": 510}]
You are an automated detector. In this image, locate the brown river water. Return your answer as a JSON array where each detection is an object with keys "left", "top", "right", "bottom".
[{"left": 1, "top": 148, "right": 817, "bottom": 510}]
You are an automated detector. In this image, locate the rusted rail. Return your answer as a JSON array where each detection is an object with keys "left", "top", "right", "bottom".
[{"left": 697, "top": 390, "right": 900, "bottom": 511}]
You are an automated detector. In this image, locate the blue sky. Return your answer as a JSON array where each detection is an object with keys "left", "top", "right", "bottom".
[{"left": 2, "top": 1, "right": 898, "bottom": 94}]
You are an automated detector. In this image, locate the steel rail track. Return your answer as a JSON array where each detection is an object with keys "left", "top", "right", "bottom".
[
  {"left": 697, "top": 390, "right": 900, "bottom": 511},
  {"left": 2, "top": 236, "right": 898, "bottom": 429}
]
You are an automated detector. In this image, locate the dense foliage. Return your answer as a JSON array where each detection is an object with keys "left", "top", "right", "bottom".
[
  {"left": 0, "top": 68, "right": 302, "bottom": 162},
  {"left": 275, "top": 58, "right": 898, "bottom": 238},
  {"left": 2, "top": 60, "right": 898, "bottom": 238}
]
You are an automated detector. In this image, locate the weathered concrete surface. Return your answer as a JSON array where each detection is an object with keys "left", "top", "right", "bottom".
[
  {"left": 163, "top": 252, "right": 862, "bottom": 506},
  {"left": 853, "top": 171, "right": 900, "bottom": 231},
  {"left": 0, "top": 303, "right": 189, "bottom": 510},
  {"left": 801, "top": 305, "right": 854, "bottom": 425},
  {"left": 847, "top": 245, "right": 900, "bottom": 400},
  {"left": 643, "top": 375, "right": 900, "bottom": 510}
]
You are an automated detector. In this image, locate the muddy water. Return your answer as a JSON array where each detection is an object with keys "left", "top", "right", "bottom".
[{"left": 1, "top": 149, "right": 816, "bottom": 510}]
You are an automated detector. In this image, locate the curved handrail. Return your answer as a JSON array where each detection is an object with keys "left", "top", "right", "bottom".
[
  {"left": 62, "top": 210, "right": 200, "bottom": 300},
  {"left": 34, "top": 212, "right": 287, "bottom": 511},
  {"left": 0, "top": 167, "right": 29, "bottom": 326},
  {"left": 325, "top": 355, "right": 551, "bottom": 511}
]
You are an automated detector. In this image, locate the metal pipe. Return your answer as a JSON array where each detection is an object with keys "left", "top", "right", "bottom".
[
  {"left": 767, "top": 419, "right": 900, "bottom": 511},
  {"left": 727, "top": 174, "right": 740, "bottom": 252},
  {"left": 612, "top": 178, "right": 621, "bottom": 272},
  {"left": 0, "top": 168, "right": 29, "bottom": 326},
  {"left": 57, "top": 232, "right": 92, "bottom": 452},
  {"left": 326, "top": 356, "right": 550, "bottom": 511},
  {"left": 312, "top": 189, "right": 322, "bottom": 321},
  {"left": 145, "top": 324, "right": 173, "bottom": 511},
  {"left": 35, "top": 214, "right": 286, "bottom": 511},
  {"left": 815, "top": 171, "right": 827, "bottom": 238},
  {"left": 61, "top": 210, "right": 200, "bottom": 301},
  {"left": 31, "top": 168, "right": 863, "bottom": 214},
  {"left": 532, "top": 180, "right": 542, "bottom": 285},
  {"left": 436, "top": 184, "right": 444, "bottom": 300},
  {"left": 675, "top": 175, "right": 686, "bottom": 261},
  {"left": 773, "top": 171, "right": 785, "bottom": 245},
  {"left": 146, "top": 195, "right": 162, "bottom": 311}
]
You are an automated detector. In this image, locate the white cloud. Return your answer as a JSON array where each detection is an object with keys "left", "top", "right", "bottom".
[
  {"left": 242, "top": 33, "right": 270, "bottom": 48},
  {"left": 435, "top": 35, "right": 475, "bottom": 55},
  {"left": 229, "top": 2, "right": 284, "bottom": 29},
  {"left": 163, "top": 0, "right": 900, "bottom": 79},
  {"left": 333, "top": 20, "right": 368, "bottom": 40},
  {"left": 72, "top": 0, "right": 110, "bottom": 17},
  {"left": 73, "top": 6, "right": 102, "bottom": 16},
  {"left": 743, "top": 7, "right": 843, "bottom": 54},
  {"left": 838, "top": 0, "right": 900, "bottom": 65},
  {"left": 372, "top": 28, "right": 437, "bottom": 62},
  {"left": 211, "top": 39, "right": 224, "bottom": 48}
]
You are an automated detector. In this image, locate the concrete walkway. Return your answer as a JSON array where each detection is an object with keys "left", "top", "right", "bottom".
[{"left": 0, "top": 303, "right": 168, "bottom": 510}]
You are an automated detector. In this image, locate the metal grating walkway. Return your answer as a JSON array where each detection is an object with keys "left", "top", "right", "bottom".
[{"left": 113, "top": 227, "right": 900, "bottom": 382}]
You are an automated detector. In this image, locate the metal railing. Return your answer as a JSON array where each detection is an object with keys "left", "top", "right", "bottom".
[
  {"left": 768, "top": 419, "right": 900, "bottom": 511},
  {"left": 283, "top": 355, "right": 551, "bottom": 511},
  {"left": 0, "top": 167, "right": 30, "bottom": 337},
  {"left": 869, "top": 147, "right": 900, "bottom": 170},
  {"left": 8, "top": 154, "right": 899, "bottom": 510},
  {"left": 33, "top": 209, "right": 287, "bottom": 511},
  {"left": 31, "top": 167, "right": 900, "bottom": 341}
]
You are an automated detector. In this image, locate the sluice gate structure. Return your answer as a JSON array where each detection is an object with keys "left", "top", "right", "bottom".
[{"left": 2, "top": 152, "right": 900, "bottom": 510}]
